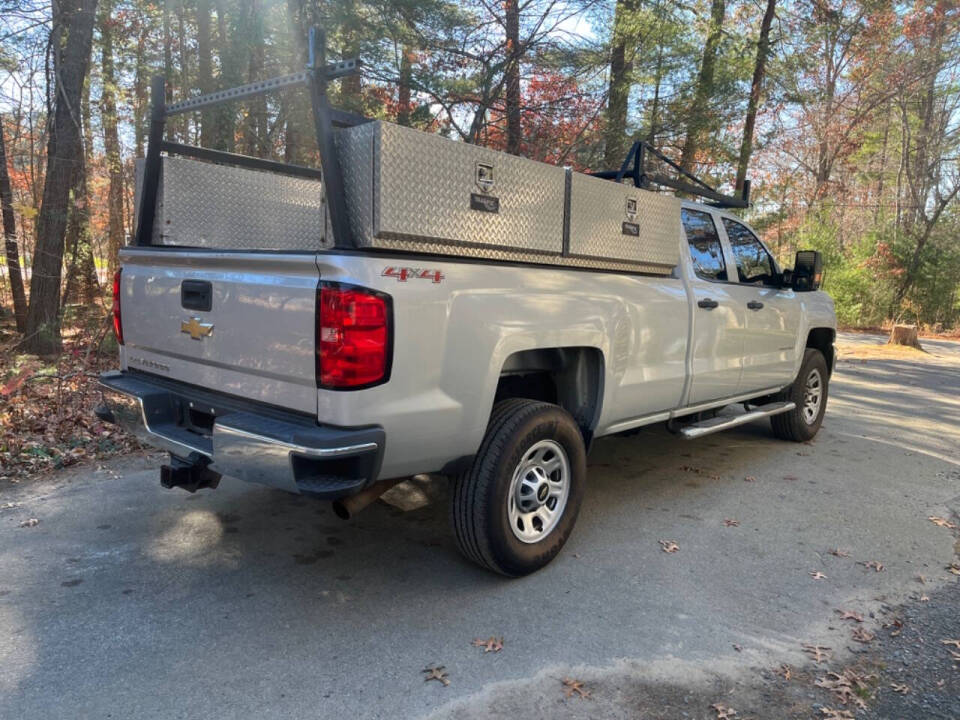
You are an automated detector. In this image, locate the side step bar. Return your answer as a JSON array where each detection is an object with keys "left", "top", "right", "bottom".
[{"left": 679, "top": 401, "right": 795, "bottom": 440}]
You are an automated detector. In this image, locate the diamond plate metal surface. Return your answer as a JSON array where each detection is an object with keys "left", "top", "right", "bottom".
[
  {"left": 338, "top": 121, "right": 566, "bottom": 255},
  {"left": 156, "top": 157, "right": 331, "bottom": 250},
  {"left": 568, "top": 173, "right": 681, "bottom": 268}
]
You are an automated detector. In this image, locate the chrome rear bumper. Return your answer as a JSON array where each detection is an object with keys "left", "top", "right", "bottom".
[{"left": 97, "top": 370, "right": 384, "bottom": 498}]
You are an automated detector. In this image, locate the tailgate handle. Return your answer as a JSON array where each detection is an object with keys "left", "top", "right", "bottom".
[{"left": 181, "top": 280, "right": 213, "bottom": 312}]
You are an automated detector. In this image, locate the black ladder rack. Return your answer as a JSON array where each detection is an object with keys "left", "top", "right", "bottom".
[
  {"left": 134, "top": 26, "right": 369, "bottom": 250},
  {"left": 592, "top": 141, "right": 750, "bottom": 209}
]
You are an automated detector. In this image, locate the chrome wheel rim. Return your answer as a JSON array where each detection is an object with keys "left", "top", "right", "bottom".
[
  {"left": 802, "top": 368, "right": 823, "bottom": 424},
  {"left": 508, "top": 439, "right": 570, "bottom": 544}
]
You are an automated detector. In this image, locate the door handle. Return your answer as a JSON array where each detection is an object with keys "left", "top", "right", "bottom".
[
  {"left": 181, "top": 280, "right": 213, "bottom": 312},
  {"left": 747, "top": 300, "right": 764, "bottom": 310},
  {"left": 697, "top": 298, "right": 719, "bottom": 310}
]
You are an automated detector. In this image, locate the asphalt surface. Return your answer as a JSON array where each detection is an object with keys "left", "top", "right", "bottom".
[{"left": 1, "top": 332, "right": 958, "bottom": 719}]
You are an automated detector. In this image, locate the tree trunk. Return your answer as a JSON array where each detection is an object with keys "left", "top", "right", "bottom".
[
  {"left": 504, "top": 0, "right": 522, "bottom": 155},
  {"left": 237, "top": 0, "right": 266, "bottom": 156},
  {"left": 23, "top": 0, "right": 99, "bottom": 355},
  {"left": 397, "top": 45, "right": 415, "bottom": 126},
  {"left": 61, "top": 75, "right": 96, "bottom": 310},
  {"left": 100, "top": 0, "right": 126, "bottom": 276},
  {"left": 679, "top": 0, "right": 725, "bottom": 173},
  {"left": 283, "top": 0, "right": 310, "bottom": 163},
  {"left": 163, "top": 0, "right": 175, "bottom": 137},
  {"left": 213, "top": 0, "right": 235, "bottom": 152},
  {"left": 888, "top": 324, "right": 921, "bottom": 349},
  {"left": 604, "top": 0, "right": 638, "bottom": 167},
  {"left": 646, "top": 39, "right": 664, "bottom": 145},
  {"left": 176, "top": 0, "right": 191, "bottom": 142},
  {"left": 197, "top": 0, "right": 215, "bottom": 148},
  {"left": 133, "top": 1, "right": 149, "bottom": 157},
  {"left": 735, "top": 0, "right": 776, "bottom": 192},
  {"left": 0, "top": 114, "right": 27, "bottom": 332}
]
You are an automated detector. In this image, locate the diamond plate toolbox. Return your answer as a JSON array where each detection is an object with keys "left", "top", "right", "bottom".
[
  {"left": 337, "top": 121, "right": 566, "bottom": 257},
  {"left": 153, "top": 156, "right": 331, "bottom": 251},
  {"left": 568, "top": 172, "right": 681, "bottom": 271}
]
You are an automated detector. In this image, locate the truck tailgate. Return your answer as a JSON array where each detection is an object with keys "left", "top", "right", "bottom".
[{"left": 118, "top": 250, "right": 318, "bottom": 415}]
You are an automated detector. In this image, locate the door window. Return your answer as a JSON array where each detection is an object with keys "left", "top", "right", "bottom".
[
  {"left": 722, "top": 218, "right": 776, "bottom": 285},
  {"left": 681, "top": 208, "right": 727, "bottom": 281}
]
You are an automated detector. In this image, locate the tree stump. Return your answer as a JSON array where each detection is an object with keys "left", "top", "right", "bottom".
[{"left": 888, "top": 324, "right": 922, "bottom": 349}]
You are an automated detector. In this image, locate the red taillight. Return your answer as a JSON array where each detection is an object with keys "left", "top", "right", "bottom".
[
  {"left": 317, "top": 283, "right": 391, "bottom": 389},
  {"left": 112, "top": 269, "right": 124, "bottom": 345}
]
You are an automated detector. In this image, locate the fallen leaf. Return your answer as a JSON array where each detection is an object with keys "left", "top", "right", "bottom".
[
  {"left": 0, "top": 502, "right": 18, "bottom": 509},
  {"left": 851, "top": 627, "right": 875, "bottom": 643},
  {"left": 659, "top": 540, "right": 680, "bottom": 553},
  {"left": 890, "top": 683, "right": 910, "bottom": 694},
  {"left": 775, "top": 664, "right": 792, "bottom": 680},
  {"left": 819, "top": 708, "right": 854, "bottom": 720},
  {"left": 916, "top": 574, "right": 927, "bottom": 584},
  {"left": 783, "top": 475, "right": 799, "bottom": 481},
  {"left": 19, "top": 518, "right": 39, "bottom": 528},
  {"left": 561, "top": 678, "right": 591, "bottom": 700},
  {"left": 883, "top": 618, "right": 903, "bottom": 636},
  {"left": 423, "top": 666, "right": 450, "bottom": 687},
  {"left": 815, "top": 670, "right": 870, "bottom": 709},
  {"left": 802, "top": 644, "right": 832, "bottom": 663},
  {"left": 723, "top": 518, "right": 740, "bottom": 527},
  {"left": 710, "top": 702, "right": 737, "bottom": 719},
  {"left": 942, "top": 639, "right": 960, "bottom": 649},
  {"left": 829, "top": 548, "right": 850, "bottom": 558},
  {"left": 947, "top": 563, "right": 960, "bottom": 576},
  {"left": 835, "top": 609, "right": 864, "bottom": 623},
  {"left": 860, "top": 560, "right": 884, "bottom": 572},
  {"left": 920, "top": 595, "right": 930, "bottom": 602},
  {"left": 928, "top": 516, "right": 958, "bottom": 529},
  {"left": 471, "top": 636, "right": 504, "bottom": 653},
  {"left": 950, "top": 651, "right": 960, "bottom": 663},
  {"left": 744, "top": 475, "right": 757, "bottom": 482},
  {"left": 810, "top": 571, "right": 827, "bottom": 580}
]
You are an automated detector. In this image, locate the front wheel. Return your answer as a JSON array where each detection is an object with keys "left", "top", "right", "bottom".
[
  {"left": 450, "top": 399, "right": 587, "bottom": 576},
  {"left": 771, "top": 348, "right": 829, "bottom": 442}
]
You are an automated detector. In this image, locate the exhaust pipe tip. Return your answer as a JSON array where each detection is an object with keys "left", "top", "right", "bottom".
[{"left": 331, "top": 477, "right": 403, "bottom": 520}]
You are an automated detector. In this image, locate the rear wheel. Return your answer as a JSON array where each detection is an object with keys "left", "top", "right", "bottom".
[
  {"left": 450, "top": 399, "right": 586, "bottom": 576},
  {"left": 771, "top": 349, "right": 829, "bottom": 442}
]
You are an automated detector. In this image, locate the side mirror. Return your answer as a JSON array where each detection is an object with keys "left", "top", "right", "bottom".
[{"left": 791, "top": 250, "right": 824, "bottom": 291}]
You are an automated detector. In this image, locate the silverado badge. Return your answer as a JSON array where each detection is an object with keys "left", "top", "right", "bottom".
[{"left": 181, "top": 317, "right": 214, "bottom": 340}]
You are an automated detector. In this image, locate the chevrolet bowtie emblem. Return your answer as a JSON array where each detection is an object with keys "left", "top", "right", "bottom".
[{"left": 181, "top": 317, "right": 214, "bottom": 340}]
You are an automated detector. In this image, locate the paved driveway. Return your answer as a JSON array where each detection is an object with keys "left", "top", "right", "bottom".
[{"left": 2, "top": 333, "right": 958, "bottom": 718}]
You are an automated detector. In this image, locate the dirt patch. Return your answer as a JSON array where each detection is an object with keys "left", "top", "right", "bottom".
[{"left": 835, "top": 342, "right": 933, "bottom": 361}]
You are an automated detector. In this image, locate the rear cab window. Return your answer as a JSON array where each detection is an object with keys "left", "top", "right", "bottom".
[
  {"left": 722, "top": 218, "right": 778, "bottom": 286},
  {"left": 681, "top": 208, "right": 727, "bottom": 282}
]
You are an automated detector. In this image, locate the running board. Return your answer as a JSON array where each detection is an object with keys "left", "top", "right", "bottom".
[{"left": 679, "top": 401, "right": 795, "bottom": 440}]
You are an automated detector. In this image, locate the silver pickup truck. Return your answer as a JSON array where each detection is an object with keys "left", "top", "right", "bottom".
[{"left": 97, "top": 35, "right": 835, "bottom": 575}]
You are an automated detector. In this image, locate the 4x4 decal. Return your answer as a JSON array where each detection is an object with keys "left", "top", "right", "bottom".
[{"left": 381, "top": 267, "right": 445, "bottom": 283}]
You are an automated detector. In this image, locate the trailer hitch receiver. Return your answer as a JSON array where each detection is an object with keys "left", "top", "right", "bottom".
[{"left": 160, "top": 453, "right": 221, "bottom": 493}]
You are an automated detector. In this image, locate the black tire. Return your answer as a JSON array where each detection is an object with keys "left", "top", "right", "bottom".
[
  {"left": 771, "top": 348, "right": 829, "bottom": 442},
  {"left": 451, "top": 399, "right": 587, "bottom": 576}
]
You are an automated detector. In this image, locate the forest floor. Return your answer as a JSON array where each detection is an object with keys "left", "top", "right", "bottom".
[
  {"left": 1, "top": 331, "right": 958, "bottom": 719},
  {"left": 0, "top": 303, "right": 140, "bottom": 484}
]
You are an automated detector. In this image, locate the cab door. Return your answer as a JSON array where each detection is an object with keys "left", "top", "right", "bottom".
[
  {"left": 718, "top": 217, "right": 801, "bottom": 393},
  {"left": 681, "top": 208, "right": 747, "bottom": 404}
]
